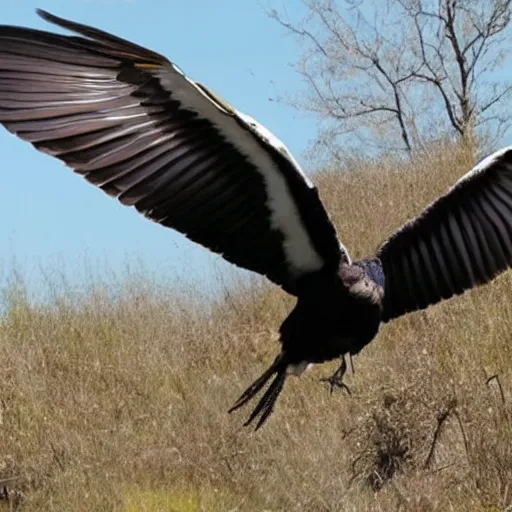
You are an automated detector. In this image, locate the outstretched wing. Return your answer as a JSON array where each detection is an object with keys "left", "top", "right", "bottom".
[
  {"left": 0, "top": 10, "right": 348, "bottom": 295},
  {"left": 377, "top": 147, "right": 512, "bottom": 321}
]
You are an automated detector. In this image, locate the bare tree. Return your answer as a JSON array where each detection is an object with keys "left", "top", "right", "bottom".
[{"left": 267, "top": 0, "right": 512, "bottom": 161}]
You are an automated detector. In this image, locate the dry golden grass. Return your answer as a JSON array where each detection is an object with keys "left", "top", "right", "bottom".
[{"left": 0, "top": 142, "right": 510, "bottom": 511}]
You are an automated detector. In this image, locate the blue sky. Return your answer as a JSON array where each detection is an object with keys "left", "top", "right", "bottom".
[{"left": 0, "top": 1, "right": 317, "bottom": 295}]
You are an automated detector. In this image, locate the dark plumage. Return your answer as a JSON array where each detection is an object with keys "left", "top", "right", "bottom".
[{"left": 1, "top": 11, "right": 512, "bottom": 429}]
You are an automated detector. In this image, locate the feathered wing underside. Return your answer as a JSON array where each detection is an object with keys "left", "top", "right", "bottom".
[
  {"left": 0, "top": 10, "right": 346, "bottom": 294},
  {"left": 377, "top": 147, "right": 512, "bottom": 321}
]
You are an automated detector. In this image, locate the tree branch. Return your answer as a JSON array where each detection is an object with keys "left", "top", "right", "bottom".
[{"left": 267, "top": 0, "right": 512, "bottom": 159}]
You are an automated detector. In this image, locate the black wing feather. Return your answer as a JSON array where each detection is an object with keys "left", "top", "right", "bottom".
[
  {"left": 0, "top": 10, "right": 346, "bottom": 295},
  {"left": 378, "top": 148, "right": 512, "bottom": 321}
]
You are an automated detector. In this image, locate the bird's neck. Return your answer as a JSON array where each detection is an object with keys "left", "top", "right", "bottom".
[{"left": 353, "top": 257, "right": 385, "bottom": 289}]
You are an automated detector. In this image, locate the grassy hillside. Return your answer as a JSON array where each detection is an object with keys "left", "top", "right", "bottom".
[{"left": 0, "top": 143, "right": 510, "bottom": 511}]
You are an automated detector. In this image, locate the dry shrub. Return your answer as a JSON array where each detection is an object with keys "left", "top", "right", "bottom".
[{"left": 350, "top": 388, "right": 459, "bottom": 492}]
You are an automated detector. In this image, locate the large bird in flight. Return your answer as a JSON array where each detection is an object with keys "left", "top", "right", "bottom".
[{"left": 1, "top": 10, "right": 512, "bottom": 429}]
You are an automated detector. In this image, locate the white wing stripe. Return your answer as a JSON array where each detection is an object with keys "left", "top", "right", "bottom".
[
  {"left": 158, "top": 69, "right": 324, "bottom": 275},
  {"left": 457, "top": 145, "right": 512, "bottom": 185}
]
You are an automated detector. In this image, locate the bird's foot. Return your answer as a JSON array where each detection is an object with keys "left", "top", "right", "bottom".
[{"left": 320, "top": 355, "right": 351, "bottom": 395}]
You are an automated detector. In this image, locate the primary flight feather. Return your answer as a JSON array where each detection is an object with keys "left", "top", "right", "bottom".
[{"left": 1, "top": 10, "right": 512, "bottom": 429}]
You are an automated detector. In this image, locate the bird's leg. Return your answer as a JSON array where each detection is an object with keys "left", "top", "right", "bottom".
[
  {"left": 349, "top": 353, "right": 355, "bottom": 375},
  {"left": 320, "top": 355, "right": 351, "bottom": 395}
]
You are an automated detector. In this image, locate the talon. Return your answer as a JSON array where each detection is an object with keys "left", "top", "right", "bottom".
[{"left": 320, "top": 355, "right": 352, "bottom": 395}]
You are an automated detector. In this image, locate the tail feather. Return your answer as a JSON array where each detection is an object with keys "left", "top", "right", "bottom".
[
  {"left": 245, "top": 371, "right": 286, "bottom": 430},
  {"left": 229, "top": 353, "right": 288, "bottom": 429}
]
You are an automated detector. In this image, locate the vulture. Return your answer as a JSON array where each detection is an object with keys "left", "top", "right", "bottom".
[{"left": 1, "top": 10, "right": 512, "bottom": 429}]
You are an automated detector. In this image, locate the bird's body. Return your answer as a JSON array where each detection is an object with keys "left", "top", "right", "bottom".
[
  {"left": 1, "top": 10, "right": 512, "bottom": 429},
  {"left": 284, "top": 260, "right": 384, "bottom": 367},
  {"left": 229, "top": 258, "right": 385, "bottom": 426}
]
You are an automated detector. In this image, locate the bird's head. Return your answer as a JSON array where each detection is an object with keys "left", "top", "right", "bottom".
[{"left": 340, "top": 258, "right": 385, "bottom": 305}]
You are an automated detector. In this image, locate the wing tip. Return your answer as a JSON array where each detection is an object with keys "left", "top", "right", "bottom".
[
  {"left": 35, "top": 7, "right": 169, "bottom": 66},
  {"left": 36, "top": 8, "right": 56, "bottom": 24}
]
